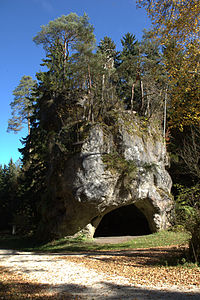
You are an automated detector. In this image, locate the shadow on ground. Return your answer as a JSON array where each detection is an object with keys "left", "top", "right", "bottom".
[
  {"left": 0, "top": 234, "right": 194, "bottom": 268},
  {"left": 0, "top": 266, "right": 199, "bottom": 300}
]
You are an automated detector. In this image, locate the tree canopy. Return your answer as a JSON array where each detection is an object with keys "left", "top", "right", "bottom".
[
  {"left": 137, "top": 0, "right": 199, "bottom": 49},
  {"left": 3, "top": 11, "right": 200, "bottom": 259},
  {"left": 7, "top": 75, "right": 36, "bottom": 134},
  {"left": 33, "top": 13, "right": 95, "bottom": 78},
  {"left": 137, "top": 0, "right": 200, "bottom": 129}
]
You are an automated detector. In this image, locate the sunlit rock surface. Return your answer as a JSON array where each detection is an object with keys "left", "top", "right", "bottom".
[{"left": 39, "top": 114, "right": 173, "bottom": 239}]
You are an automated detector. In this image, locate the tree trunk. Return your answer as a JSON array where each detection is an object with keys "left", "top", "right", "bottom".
[
  {"left": 131, "top": 83, "right": 135, "bottom": 111},
  {"left": 140, "top": 80, "right": 144, "bottom": 112},
  {"left": 102, "top": 74, "right": 105, "bottom": 103},
  {"left": 27, "top": 114, "right": 31, "bottom": 135},
  {"left": 88, "top": 64, "right": 92, "bottom": 92},
  {"left": 64, "top": 42, "right": 67, "bottom": 77},
  {"left": 163, "top": 88, "right": 167, "bottom": 140},
  {"left": 145, "top": 94, "right": 150, "bottom": 117},
  {"left": 87, "top": 64, "right": 94, "bottom": 122},
  {"left": 87, "top": 94, "right": 94, "bottom": 123},
  {"left": 12, "top": 225, "right": 16, "bottom": 235},
  {"left": 63, "top": 36, "right": 69, "bottom": 78}
]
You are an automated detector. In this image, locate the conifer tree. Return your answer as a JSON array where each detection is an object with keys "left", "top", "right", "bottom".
[
  {"left": 0, "top": 160, "right": 20, "bottom": 232},
  {"left": 8, "top": 75, "right": 36, "bottom": 135},
  {"left": 33, "top": 13, "right": 95, "bottom": 82},
  {"left": 33, "top": 13, "right": 96, "bottom": 128},
  {"left": 97, "top": 36, "right": 119, "bottom": 116},
  {"left": 117, "top": 33, "right": 141, "bottom": 111}
]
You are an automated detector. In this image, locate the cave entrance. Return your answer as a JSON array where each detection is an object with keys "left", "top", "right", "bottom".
[{"left": 94, "top": 204, "right": 151, "bottom": 237}]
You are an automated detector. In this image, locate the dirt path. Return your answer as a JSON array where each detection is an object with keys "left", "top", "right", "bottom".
[
  {"left": 93, "top": 235, "right": 142, "bottom": 244},
  {"left": 0, "top": 249, "right": 200, "bottom": 299}
]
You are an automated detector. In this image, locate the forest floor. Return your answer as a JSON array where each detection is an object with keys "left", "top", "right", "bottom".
[{"left": 0, "top": 243, "right": 200, "bottom": 299}]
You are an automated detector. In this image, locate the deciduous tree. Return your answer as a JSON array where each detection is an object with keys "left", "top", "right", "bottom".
[
  {"left": 140, "top": 30, "right": 167, "bottom": 118},
  {"left": 137, "top": 0, "right": 200, "bottom": 128}
]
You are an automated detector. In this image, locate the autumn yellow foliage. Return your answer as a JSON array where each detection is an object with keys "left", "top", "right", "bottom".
[
  {"left": 137, "top": 0, "right": 200, "bottom": 129},
  {"left": 137, "top": 0, "right": 199, "bottom": 46}
]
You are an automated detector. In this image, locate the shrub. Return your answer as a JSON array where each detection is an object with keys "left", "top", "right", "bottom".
[{"left": 175, "top": 184, "right": 200, "bottom": 263}]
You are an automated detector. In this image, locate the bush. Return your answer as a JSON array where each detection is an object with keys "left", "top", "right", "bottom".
[
  {"left": 188, "top": 211, "right": 200, "bottom": 263},
  {"left": 175, "top": 184, "right": 200, "bottom": 263}
]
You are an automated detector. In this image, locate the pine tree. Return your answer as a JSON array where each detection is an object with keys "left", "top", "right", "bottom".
[
  {"left": 0, "top": 160, "right": 20, "bottom": 232},
  {"left": 33, "top": 13, "right": 96, "bottom": 128},
  {"left": 8, "top": 76, "right": 36, "bottom": 135},
  {"left": 33, "top": 13, "right": 95, "bottom": 81},
  {"left": 96, "top": 36, "right": 119, "bottom": 117},
  {"left": 117, "top": 33, "right": 141, "bottom": 111}
]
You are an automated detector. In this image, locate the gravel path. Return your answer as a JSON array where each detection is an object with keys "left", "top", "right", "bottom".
[
  {"left": 0, "top": 249, "right": 200, "bottom": 299},
  {"left": 93, "top": 235, "right": 142, "bottom": 244}
]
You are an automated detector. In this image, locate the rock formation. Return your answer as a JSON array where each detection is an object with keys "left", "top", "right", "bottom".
[{"left": 39, "top": 113, "right": 173, "bottom": 239}]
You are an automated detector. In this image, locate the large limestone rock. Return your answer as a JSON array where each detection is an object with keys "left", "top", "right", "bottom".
[{"left": 40, "top": 113, "right": 173, "bottom": 239}]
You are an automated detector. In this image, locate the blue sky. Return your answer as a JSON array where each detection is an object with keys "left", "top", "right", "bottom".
[{"left": 0, "top": 0, "right": 151, "bottom": 166}]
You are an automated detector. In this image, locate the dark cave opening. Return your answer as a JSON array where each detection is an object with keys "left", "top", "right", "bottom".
[{"left": 94, "top": 204, "right": 151, "bottom": 237}]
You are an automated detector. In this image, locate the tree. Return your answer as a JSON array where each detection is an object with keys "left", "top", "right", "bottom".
[
  {"left": 137, "top": 0, "right": 200, "bottom": 128},
  {"left": 96, "top": 36, "right": 119, "bottom": 116},
  {"left": 15, "top": 14, "right": 97, "bottom": 238},
  {"left": 0, "top": 164, "right": 8, "bottom": 230},
  {"left": 140, "top": 30, "right": 167, "bottom": 118},
  {"left": 137, "top": 0, "right": 199, "bottom": 50},
  {"left": 117, "top": 33, "right": 141, "bottom": 111},
  {"left": 33, "top": 13, "right": 96, "bottom": 128},
  {"left": 68, "top": 31, "right": 97, "bottom": 122},
  {"left": 8, "top": 75, "right": 36, "bottom": 135},
  {"left": 175, "top": 126, "right": 200, "bottom": 180},
  {"left": 0, "top": 160, "right": 20, "bottom": 232},
  {"left": 33, "top": 13, "right": 95, "bottom": 81},
  {"left": 163, "top": 40, "right": 200, "bottom": 129}
]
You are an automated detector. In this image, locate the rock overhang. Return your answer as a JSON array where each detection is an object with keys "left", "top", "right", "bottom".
[{"left": 39, "top": 115, "right": 173, "bottom": 239}]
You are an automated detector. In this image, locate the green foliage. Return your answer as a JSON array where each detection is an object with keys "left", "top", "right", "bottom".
[
  {"left": 18, "top": 124, "right": 49, "bottom": 233},
  {"left": 168, "top": 127, "right": 200, "bottom": 264},
  {"left": 0, "top": 160, "right": 21, "bottom": 231},
  {"left": 0, "top": 157, "right": 40, "bottom": 235},
  {"left": 33, "top": 13, "right": 95, "bottom": 91},
  {"left": 117, "top": 33, "right": 141, "bottom": 110},
  {"left": 142, "top": 162, "right": 158, "bottom": 171},
  {"left": 33, "top": 13, "right": 95, "bottom": 55},
  {"left": 103, "top": 152, "right": 137, "bottom": 178},
  {"left": 175, "top": 184, "right": 200, "bottom": 224},
  {"left": 17, "top": 230, "right": 190, "bottom": 253},
  {"left": 188, "top": 211, "right": 200, "bottom": 262},
  {"left": 98, "top": 36, "right": 117, "bottom": 60},
  {"left": 95, "top": 36, "right": 120, "bottom": 119},
  {"left": 140, "top": 30, "right": 167, "bottom": 117},
  {"left": 7, "top": 75, "right": 36, "bottom": 134},
  {"left": 6, "top": 13, "right": 176, "bottom": 241},
  {"left": 174, "top": 184, "right": 200, "bottom": 262}
]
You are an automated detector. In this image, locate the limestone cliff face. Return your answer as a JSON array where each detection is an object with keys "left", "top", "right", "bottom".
[{"left": 40, "top": 114, "right": 173, "bottom": 238}]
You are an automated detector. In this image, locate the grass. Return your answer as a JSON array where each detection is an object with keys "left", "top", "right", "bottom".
[
  {"left": 35, "top": 230, "right": 190, "bottom": 252},
  {"left": 0, "top": 230, "right": 199, "bottom": 298},
  {"left": 32, "top": 230, "right": 198, "bottom": 268},
  {"left": 0, "top": 230, "right": 190, "bottom": 253}
]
